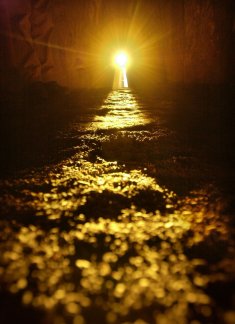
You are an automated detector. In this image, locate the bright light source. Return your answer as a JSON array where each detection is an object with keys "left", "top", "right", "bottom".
[
  {"left": 114, "top": 52, "right": 128, "bottom": 68},
  {"left": 113, "top": 51, "right": 129, "bottom": 88}
]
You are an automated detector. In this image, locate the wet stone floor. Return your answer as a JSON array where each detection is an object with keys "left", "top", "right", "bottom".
[{"left": 0, "top": 89, "right": 235, "bottom": 324}]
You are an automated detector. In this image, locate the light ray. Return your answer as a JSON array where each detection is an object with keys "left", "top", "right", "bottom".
[{"left": 0, "top": 31, "right": 89, "bottom": 55}]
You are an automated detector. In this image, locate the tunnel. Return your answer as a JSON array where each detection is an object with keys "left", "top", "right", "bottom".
[
  {"left": 0, "top": 1, "right": 235, "bottom": 324},
  {"left": 0, "top": 0, "right": 234, "bottom": 89}
]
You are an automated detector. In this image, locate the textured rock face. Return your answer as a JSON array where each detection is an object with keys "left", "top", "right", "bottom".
[
  {"left": 131, "top": 0, "right": 234, "bottom": 85},
  {"left": 0, "top": 0, "right": 234, "bottom": 88},
  {"left": 0, "top": 0, "right": 105, "bottom": 88},
  {"left": 183, "top": 0, "right": 233, "bottom": 83}
]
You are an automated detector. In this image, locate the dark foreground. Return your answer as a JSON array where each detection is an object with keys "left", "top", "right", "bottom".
[{"left": 0, "top": 85, "right": 235, "bottom": 324}]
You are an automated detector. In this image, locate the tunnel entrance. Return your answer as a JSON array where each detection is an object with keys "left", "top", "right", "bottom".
[
  {"left": 113, "top": 51, "right": 129, "bottom": 89},
  {"left": 113, "top": 67, "right": 128, "bottom": 89}
]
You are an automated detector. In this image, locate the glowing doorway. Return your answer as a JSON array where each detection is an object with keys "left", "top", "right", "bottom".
[{"left": 113, "top": 52, "right": 129, "bottom": 89}]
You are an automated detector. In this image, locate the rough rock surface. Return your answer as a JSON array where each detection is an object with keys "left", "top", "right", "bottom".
[{"left": 0, "top": 87, "right": 235, "bottom": 323}]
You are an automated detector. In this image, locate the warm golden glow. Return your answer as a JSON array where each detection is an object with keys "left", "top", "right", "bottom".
[
  {"left": 114, "top": 52, "right": 128, "bottom": 68},
  {"left": 93, "top": 90, "right": 151, "bottom": 129},
  {"left": 113, "top": 52, "right": 129, "bottom": 88}
]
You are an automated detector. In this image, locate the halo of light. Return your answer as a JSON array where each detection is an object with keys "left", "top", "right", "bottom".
[{"left": 114, "top": 52, "right": 128, "bottom": 68}]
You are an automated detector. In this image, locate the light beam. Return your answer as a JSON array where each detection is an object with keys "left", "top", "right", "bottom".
[{"left": 113, "top": 51, "right": 129, "bottom": 89}]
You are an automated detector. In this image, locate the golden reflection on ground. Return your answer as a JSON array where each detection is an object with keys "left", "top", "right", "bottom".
[
  {"left": 0, "top": 153, "right": 232, "bottom": 324},
  {"left": 92, "top": 90, "right": 151, "bottom": 130},
  {"left": 0, "top": 93, "right": 234, "bottom": 324}
]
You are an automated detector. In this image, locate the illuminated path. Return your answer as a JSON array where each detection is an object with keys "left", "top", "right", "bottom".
[
  {"left": 0, "top": 89, "right": 234, "bottom": 324},
  {"left": 92, "top": 89, "right": 151, "bottom": 129}
]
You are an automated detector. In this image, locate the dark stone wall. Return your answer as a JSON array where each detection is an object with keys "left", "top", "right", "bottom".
[
  {"left": 183, "top": 0, "right": 233, "bottom": 83},
  {"left": 130, "top": 0, "right": 234, "bottom": 85},
  {"left": 0, "top": 0, "right": 234, "bottom": 88}
]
